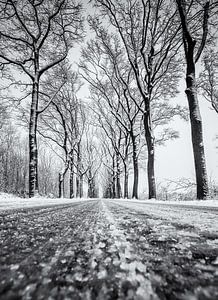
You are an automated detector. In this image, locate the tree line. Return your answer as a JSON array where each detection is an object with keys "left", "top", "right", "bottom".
[{"left": 0, "top": 0, "right": 217, "bottom": 199}]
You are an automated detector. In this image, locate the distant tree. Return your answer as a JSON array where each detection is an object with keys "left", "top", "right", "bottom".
[
  {"left": 83, "top": 126, "right": 102, "bottom": 198},
  {"left": 199, "top": 49, "right": 218, "bottom": 114},
  {"left": 0, "top": 123, "right": 28, "bottom": 195},
  {"left": 101, "top": 137, "right": 119, "bottom": 199},
  {"left": 101, "top": 117, "right": 125, "bottom": 198},
  {"left": 38, "top": 147, "right": 58, "bottom": 197},
  {"left": 0, "top": 98, "right": 8, "bottom": 130},
  {"left": 38, "top": 67, "right": 85, "bottom": 198},
  {"left": 80, "top": 30, "right": 142, "bottom": 198},
  {"left": 0, "top": 0, "right": 83, "bottom": 197}
]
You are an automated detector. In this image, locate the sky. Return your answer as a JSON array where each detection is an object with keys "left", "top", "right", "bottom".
[{"left": 155, "top": 95, "right": 218, "bottom": 185}]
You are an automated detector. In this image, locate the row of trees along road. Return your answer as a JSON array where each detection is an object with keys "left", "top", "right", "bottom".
[{"left": 0, "top": 0, "right": 218, "bottom": 199}]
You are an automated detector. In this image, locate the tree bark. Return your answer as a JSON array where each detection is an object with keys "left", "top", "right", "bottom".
[
  {"left": 130, "top": 133, "right": 139, "bottom": 199},
  {"left": 58, "top": 172, "right": 64, "bottom": 198},
  {"left": 185, "top": 46, "right": 208, "bottom": 199},
  {"left": 79, "top": 174, "right": 83, "bottom": 198},
  {"left": 76, "top": 176, "right": 80, "bottom": 197},
  {"left": 88, "top": 169, "right": 92, "bottom": 198},
  {"left": 76, "top": 143, "right": 81, "bottom": 197},
  {"left": 116, "top": 154, "right": 122, "bottom": 198},
  {"left": 29, "top": 79, "right": 39, "bottom": 198},
  {"left": 123, "top": 163, "right": 129, "bottom": 198},
  {"left": 176, "top": 0, "right": 209, "bottom": 199},
  {"left": 112, "top": 156, "right": 116, "bottom": 198},
  {"left": 143, "top": 112, "right": 156, "bottom": 199},
  {"left": 69, "top": 156, "right": 74, "bottom": 198}
]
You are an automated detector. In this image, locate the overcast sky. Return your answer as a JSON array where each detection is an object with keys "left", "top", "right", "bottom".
[{"left": 155, "top": 94, "right": 218, "bottom": 185}]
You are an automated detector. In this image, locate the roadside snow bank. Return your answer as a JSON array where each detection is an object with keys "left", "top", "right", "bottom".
[
  {"left": 110, "top": 198, "right": 218, "bottom": 208},
  {"left": 0, "top": 193, "right": 94, "bottom": 211}
]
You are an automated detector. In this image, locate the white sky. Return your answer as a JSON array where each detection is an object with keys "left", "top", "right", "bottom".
[{"left": 155, "top": 95, "right": 218, "bottom": 185}]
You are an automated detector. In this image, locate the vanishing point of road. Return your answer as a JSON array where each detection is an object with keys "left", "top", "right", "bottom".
[{"left": 0, "top": 199, "right": 218, "bottom": 300}]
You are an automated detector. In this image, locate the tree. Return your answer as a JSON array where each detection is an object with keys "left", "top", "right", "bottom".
[
  {"left": 175, "top": 0, "right": 215, "bottom": 199},
  {"left": 38, "top": 67, "right": 85, "bottom": 198},
  {"left": 0, "top": 123, "right": 29, "bottom": 195},
  {"left": 0, "top": 0, "right": 83, "bottom": 197},
  {"left": 199, "top": 49, "right": 218, "bottom": 114},
  {"left": 98, "top": 112, "right": 128, "bottom": 198},
  {"left": 38, "top": 147, "right": 58, "bottom": 197},
  {"left": 83, "top": 126, "right": 102, "bottom": 198}
]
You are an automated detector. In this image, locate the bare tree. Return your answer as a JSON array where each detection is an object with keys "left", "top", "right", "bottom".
[
  {"left": 0, "top": 122, "right": 29, "bottom": 195},
  {"left": 38, "top": 68, "right": 85, "bottom": 198},
  {"left": 199, "top": 49, "right": 218, "bottom": 114},
  {"left": 80, "top": 44, "right": 142, "bottom": 198},
  {"left": 175, "top": 0, "right": 218, "bottom": 198},
  {"left": 82, "top": 126, "right": 102, "bottom": 198}
]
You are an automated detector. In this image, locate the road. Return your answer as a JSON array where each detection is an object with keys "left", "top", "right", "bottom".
[{"left": 0, "top": 199, "right": 218, "bottom": 300}]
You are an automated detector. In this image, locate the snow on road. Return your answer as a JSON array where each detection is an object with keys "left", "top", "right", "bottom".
[
  {"left": 0, "top": 198, "right": 218, "bottom": 299},
  {"left": 113, "top": 198, "right": 218, "bottom": 208},
  {"left": 101, "top": 201, "right": 158, "bottom": 300},
  {"left": 109, "top": 199, "right": 218, "bottom": 234}
]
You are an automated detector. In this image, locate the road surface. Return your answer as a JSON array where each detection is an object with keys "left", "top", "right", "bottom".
[{"left": 0, "top": 199, "right": 218, "bottom": 300}]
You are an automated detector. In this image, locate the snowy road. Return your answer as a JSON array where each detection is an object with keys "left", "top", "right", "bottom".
[{"left": 0, "top": 199, "right": 218, "bottom": 300}]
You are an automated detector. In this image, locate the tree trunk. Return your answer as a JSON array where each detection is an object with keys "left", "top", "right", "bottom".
[
  {"left": 58, "top": 172, "right": 64, "bottom": 198},
  {"left": 176, "top": 0, "right": 209, "bottom": 199},
  {"left": 116, "top": 154, "right": 122, "bottom": 198},
  {"left": 76, "top": 175, "right": 80, "bottom": 197},
  {"left": 79, "top": 174, "right": 83, "bottom": 198},
  {"left": 185, "top": 47, "right": 208, "bottom": 199},
  {"left": 76, "top": 143, "right": 81, "bottom": 197},
  {"left": 143, "top": 112, "right": 156, "bottom": 199},
  {"left": 29, "top": 80, "right": 39, "bottom": 197},
  {"left": 16, "top": 168, "right": 19, "bottom": 194},
  {"left": 112, "top": 156, "right": 116, "bottom": 198},
  {"left": 69, "top": 156, "right": 74, "bottom": 198},
  {"left": 88, "top": 169, "right": 92, "bottom": 198},
  {"left": 123, "top": 163, "right": 129, "bottom": 198},
  {"left": 130, "top": 133, "right": 139, "bottom": 199}
]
